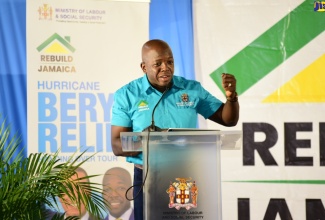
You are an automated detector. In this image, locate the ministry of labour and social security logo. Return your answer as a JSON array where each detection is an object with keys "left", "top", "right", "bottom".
[
  {"left": 181, "top": 93, "right": 189, "bottom": 102},
  {"left": 37, "top": 33, "right": 76, "bottom": 73},
  {"left": 314, "top": 1, "right": 325, "bottom": 12},
  {"left": 38, "top": 4, "right": 53, "bottom": 20},
  {"left": 176, "top": 93, "right": 194, "bottom": 107},
  {"left": 37, "top": 3, "right": 107, "bottom": 24},
  {"left": 166, "top": 177, "right": 198, "bottom": 210}
]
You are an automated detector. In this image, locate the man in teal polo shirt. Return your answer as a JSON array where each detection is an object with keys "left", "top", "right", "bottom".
[{"left": 111, "top": 39, "right": 239, "bottom": 220}]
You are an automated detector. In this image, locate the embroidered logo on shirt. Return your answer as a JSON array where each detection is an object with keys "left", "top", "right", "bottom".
[
  {"left": 176, "top": 93, "right": 194, "bottom": 107},
  {"left": 138, "top": 100, "right": 149, "bottom": 111},
  {"left": 181, "top": 93, "right": 189, "bottom": 102}
]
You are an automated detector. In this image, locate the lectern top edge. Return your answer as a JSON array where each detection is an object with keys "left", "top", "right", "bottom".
[
  {"left": 120, "top": 129, "right": 242, "bottom": 151},
  {"left": 121, "top": 129, "right": 241, "bottom": 135}
]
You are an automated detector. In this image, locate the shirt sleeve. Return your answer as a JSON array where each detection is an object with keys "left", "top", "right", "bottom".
[
  {"left": 196, "top": 83, "right": 223, "bottom": 119},
  {"left": 111, "top": 89, "right": 132, "bottom": 128}
]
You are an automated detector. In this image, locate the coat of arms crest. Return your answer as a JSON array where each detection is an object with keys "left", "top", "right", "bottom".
[{"left": 166, "top": 177, "right": 198, "bottom": 210}]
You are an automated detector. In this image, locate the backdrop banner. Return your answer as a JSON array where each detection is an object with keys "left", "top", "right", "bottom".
[
  {"left": 27, "top": 0, "right": 149, "bottom": 218},
  {"left": 194, "top": 0, "right": 325, "bottom": 219}
]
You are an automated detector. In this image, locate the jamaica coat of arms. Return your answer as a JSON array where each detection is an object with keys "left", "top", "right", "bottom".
[{"left": 166, "top": 177, "right": 198, "bottom": 210}]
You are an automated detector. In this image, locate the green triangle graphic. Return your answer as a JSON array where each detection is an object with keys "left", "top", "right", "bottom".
[{"left": 210, "top": 0, "right": 325, "bottom": 96}]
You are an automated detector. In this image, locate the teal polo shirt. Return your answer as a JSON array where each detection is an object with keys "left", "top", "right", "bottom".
[
  {"left": 112, "top": 74, "right": 223, "bottom": 130},
  {"left": 111, "top": 74, "right": 223, "bottom": 164}
]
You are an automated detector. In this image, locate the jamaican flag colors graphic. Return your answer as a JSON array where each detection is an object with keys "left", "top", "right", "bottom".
[{"left": 194, "top": 0, "right": 325, "bottom": 219}]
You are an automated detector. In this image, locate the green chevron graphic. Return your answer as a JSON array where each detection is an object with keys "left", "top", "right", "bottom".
[
  {"left": 37, "top": 33, "right": 75, "bottom": 52},
  {"left": 210, "top": 0, "right": 325, "bottom": 95}
]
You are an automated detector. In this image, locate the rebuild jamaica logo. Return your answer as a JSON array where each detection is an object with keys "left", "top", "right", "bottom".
[
  {"left": 138, "top": 100, "right": 149, "bottom": 112},
  {"left": 37, "top": 33, "right": 76, "bottom": 73},
  {"left": 210, "top": 0, "right": 325, "bottom": 103}
]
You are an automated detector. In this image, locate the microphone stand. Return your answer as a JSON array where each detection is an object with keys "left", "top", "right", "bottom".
[
  {"left": 143, "top": 85, "right": 171, "bottom": 132},
  {"left": 126, "top": 84, "right": 172, "bottom": 202}
]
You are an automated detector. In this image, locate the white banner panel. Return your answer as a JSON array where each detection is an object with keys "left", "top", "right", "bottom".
[
  {"left": 194, "top": 0, "right": 325, "bottom": 219},
  {"left": 27, "top": 0, "right": 149, "bottom": 218}
]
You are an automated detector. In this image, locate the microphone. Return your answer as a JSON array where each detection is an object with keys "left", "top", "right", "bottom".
[
  {"left": 143, "top": 83, "right": 172, "bottom": 132},
  {"left": 127, "top": 84, "right": 172, "bottom": 203}
]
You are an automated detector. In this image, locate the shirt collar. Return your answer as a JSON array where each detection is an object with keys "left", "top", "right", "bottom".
[
  {"left": 141, "top": 74, "right": 152, "bottom": 94},
  {"left": 108, "top": 207, "right": 133, "bottom": 220},
  {"left": 172, "top": 75, "right": 185, "bottom": 89}
]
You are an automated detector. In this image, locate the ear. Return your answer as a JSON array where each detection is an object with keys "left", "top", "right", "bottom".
[{"left": 140, "top": 62, "right": 146, "bottom": 73}]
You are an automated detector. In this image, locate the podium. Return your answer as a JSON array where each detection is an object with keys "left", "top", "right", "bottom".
[{"left": 121, "top": 130, "right": 242, "bottom": 220}]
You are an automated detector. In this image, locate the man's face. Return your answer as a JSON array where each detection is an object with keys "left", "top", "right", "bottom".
[
  {"left": 102, "top": 174, "right": 132, "bottom": 218},
  {"left": 141, "top": 45, "right": 174, "bottom": 92},
  {"left": 59, "top": 171, "right": 88, "bottom": 217}
]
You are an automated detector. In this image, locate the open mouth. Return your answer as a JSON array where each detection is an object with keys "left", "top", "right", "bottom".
[
  {"left": 160, "top": 75, "right": 171, "bottom": 82},
  {"left": 109, "top": 201, "right": 122, "bottom": 208}
]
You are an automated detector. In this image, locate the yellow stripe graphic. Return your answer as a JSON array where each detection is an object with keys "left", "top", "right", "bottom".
[{"left": 263, "top": 54, "right": 325, "bottom": 103}]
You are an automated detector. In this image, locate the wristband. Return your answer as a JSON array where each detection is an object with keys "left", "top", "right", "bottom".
[{"left": 226, "top": 92, "right": 238, "bottom": 102}]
